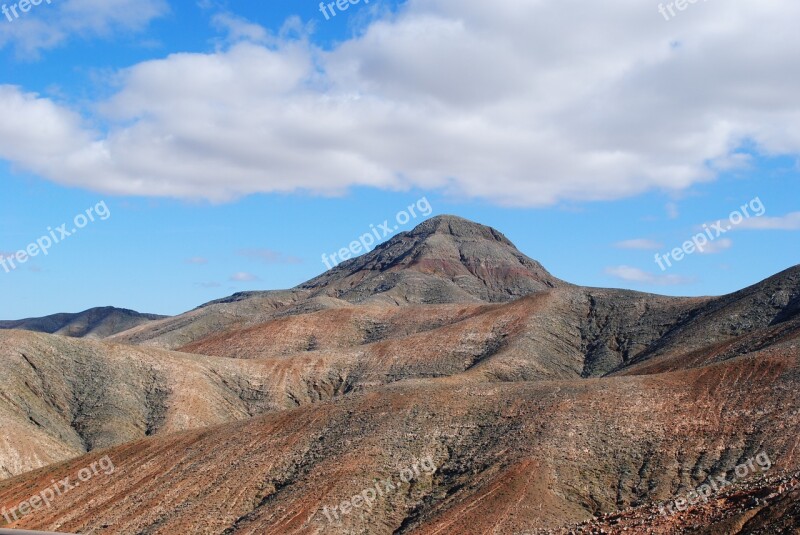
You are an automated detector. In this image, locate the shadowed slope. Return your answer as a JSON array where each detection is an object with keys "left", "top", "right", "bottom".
[
  {"left": 0, "top": 307, "right": 165, "bottom": 339},
  {"left": 0, "top": 330, "right": 361, "bottom": 480},
  {"left": 613, "top": 265, "right": 800, "bottom": 376}
]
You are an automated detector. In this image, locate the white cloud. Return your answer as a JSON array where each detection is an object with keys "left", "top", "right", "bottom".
[
  {"left": 666, "top": 202, "right": 680, "bottom": 220},
  {"left": 614, "top": 239, "right": 663, "bottom": 250},
  {"left": 697, "top": 237, "right": 733, "bottom": 254},
  {"left": 735, "top": 212, "right": 800, "bottom": 230},
  {"left": 229, "top": 272, "right": 259, "bottom": 282},
  {"left": 185, "top": 257, "right": 209, "bottom": 265},
  {"left": 709, "top": 152, "right": 753, "bottom": 172},
  {"left": 2, "top": 1, "right": 800, "bottom": 205},
  {"left": 0, "top": 0, "right": 167, "bottom": 57},
  {"left": 211, "top": 12, "right": 271, "bottom": 45},
  {"left": 605, "top": 265, "right": 693, "bottom": 286}
]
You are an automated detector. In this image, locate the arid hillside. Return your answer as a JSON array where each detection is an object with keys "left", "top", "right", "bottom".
[
  {"left": 0, "top": 307, "right": 165, "bottom": 339},
  {"left": 1, "top": 346, "right": 797, "bottom": 534},
  {"left": 0, "top": 330, "right": 316, "bottom": 479},
  {"left": 0, "top": 215, "right": 797, "bottom": 534}
]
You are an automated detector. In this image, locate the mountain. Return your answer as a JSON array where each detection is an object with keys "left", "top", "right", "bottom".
[
  {"left": 300, "top": 215, "right": 563, "bottom": 303},
  {"left": 0, "top": 215, "right": 798, "bottom": 534},
  {"left": 0, "top": 306, "right": 166, "bottom": 339},
  {"left": 109, "top": 215, "right": 564, "bottom": 350}
]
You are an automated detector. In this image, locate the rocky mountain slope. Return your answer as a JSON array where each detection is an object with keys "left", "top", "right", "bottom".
[
  {"left": 558, "top": 470, "right": 800, "bottom": 534},
  {"left": 299, "top": 215, "right": 563, "bottom": 303},
  {"left": 0, "top": 307, "right": 166, "bottom": 339},
  {"left": 108, "top": 216, "right": 563, "bottom": 350},
  {"left": 1, "top": 345, "right": 797, "bottom": 534},
  {"left": 0, "top": 330, "right": 315, "bottom": 479},
  {"left": 0, "top": 215, "right": 797, "bottom": 534}
]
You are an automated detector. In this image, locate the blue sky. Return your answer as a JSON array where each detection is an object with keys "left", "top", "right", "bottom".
[{"left": 0, "top": 0, "right": 798, "bottom": 318}]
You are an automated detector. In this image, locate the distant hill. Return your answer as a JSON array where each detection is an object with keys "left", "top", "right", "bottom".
[{"left": 0, "top": 306, "right": 166, "bottom": 339}]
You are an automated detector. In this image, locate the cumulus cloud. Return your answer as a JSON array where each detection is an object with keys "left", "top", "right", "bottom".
[
  {"left": 614, "top": 239, "right": 663, "bottom": 250},
  {"left": 2, "top": 0, "right": 800, "bottom": 205},
  {"left": 0, "top": 0, "right": 167, "bottom": 57},
  {"left": 605, "top": 265, "right": 693, "bottom": 286}
]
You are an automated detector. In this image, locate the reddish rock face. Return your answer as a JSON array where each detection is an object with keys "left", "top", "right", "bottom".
[{"left": 0, "top": 215, "right": 798, "bottom": 534}]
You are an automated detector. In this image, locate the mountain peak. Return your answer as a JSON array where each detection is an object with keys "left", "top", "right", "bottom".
[
  {"left": 301, "top": 215, "right": 561, "bottom": 304},
  {"left": 407, "top": 215, "right": 515, "bottom": 246}
]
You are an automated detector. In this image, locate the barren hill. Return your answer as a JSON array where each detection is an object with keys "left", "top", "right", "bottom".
[
  {"left": 300, "top": 215, "right": 563, "bottom": 303},
  {"left": 109, "top": 215, "right": 564, "bottom": 350},
  {"left": 0, "top": 215, "right": 798, "bottom": 534},
  {"left": 0, "top": 307, "right": 166, "bottom": 339}
]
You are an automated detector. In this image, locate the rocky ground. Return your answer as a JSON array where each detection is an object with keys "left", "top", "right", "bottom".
[
  {"left": 0, "top": 215, "right": 797, "bottom": 534},
  {"left": 553, "top": 471, "right": 800, "bottom": 534}
]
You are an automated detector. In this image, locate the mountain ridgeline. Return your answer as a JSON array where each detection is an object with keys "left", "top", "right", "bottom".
[
  {"left": 0, "top": 215, "right": 798, "bottom": 534},
  {"left": 0, "top": 306, "right": 165, "bottom": 339}
]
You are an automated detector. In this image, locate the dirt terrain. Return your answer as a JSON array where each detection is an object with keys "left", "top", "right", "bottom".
[{"left": 0, "top": 215, "right": 797, "bottom": 534}]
